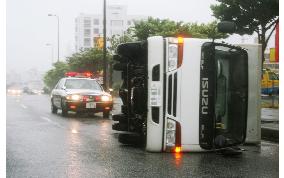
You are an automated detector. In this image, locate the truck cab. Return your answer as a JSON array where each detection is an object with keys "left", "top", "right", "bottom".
[{"left": 112, "top": 36, "right": 249, "bottom": 152}]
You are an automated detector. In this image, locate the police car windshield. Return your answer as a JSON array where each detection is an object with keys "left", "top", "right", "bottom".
[{"left": 65, "top": 79, "right": 102, "bottom": 90}]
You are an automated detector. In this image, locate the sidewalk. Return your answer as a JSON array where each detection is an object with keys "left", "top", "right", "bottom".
[{"left": 261, "top": 108, "right": 279, "bottom": 142}]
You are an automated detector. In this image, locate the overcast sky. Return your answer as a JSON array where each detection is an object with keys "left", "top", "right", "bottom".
[{"left": 6, "top": 0, "right": 275, "bottom": 73}]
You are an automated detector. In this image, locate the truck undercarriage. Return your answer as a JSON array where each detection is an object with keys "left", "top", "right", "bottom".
[{"left": 112, "top": 41, "right": 148, "bottom": 144}]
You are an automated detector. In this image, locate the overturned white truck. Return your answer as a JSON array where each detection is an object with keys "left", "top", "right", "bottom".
[{"left": 112, "top": 23, "right": 261, "bottom": 153}]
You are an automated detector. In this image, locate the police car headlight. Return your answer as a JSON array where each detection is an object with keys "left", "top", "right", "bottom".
[
  {"left": 66, "top": 94, "right": 81, "bottom": 101},
  {"left": 101, "top": 95, "right": 112, "bottom": 102},
  {"left": 168, "top": 44, "right": 178, "bottom": 71},
  {"left": 166, "top": 119, "right": 176, "bottom": 147}
]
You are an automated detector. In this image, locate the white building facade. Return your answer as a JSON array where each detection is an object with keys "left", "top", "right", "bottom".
[{"left": 75, "top": 5, "right": 146, "bottom": 51}]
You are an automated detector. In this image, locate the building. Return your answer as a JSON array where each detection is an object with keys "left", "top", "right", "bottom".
[{"left": 75, "top": 5, "right": 146, "bottom": 51}]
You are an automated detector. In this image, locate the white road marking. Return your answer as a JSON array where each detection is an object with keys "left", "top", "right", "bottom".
[
  {"left": 21, "top": 104, "right": 27, "bottom": 109},
  {"left": 40, "top": 116, "right": 63, "bottom": 128}
]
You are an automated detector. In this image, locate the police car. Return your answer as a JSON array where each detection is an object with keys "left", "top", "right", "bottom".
[{"left": 51, "top": 72, "right": 113, "bottom": 117}]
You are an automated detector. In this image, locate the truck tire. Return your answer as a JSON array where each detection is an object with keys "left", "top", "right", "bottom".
[
  {"left": 121, "top": 105, "right": 128, "bottom": 114},
  {"left": 113, "top": 63, "right": 127, "bottom": 71},
  {"left": 133, "top": 69, "right": 145, "bottom": 76},
  {"left": 118, "top": 133, "right": 142, "bottom": 145}
]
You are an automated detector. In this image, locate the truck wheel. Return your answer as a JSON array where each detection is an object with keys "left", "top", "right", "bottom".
[
  {"left": 133, "top": 69, "right": 145, "bottom": 76},
  {"left": 103, "top": 110, "right": 110, "bottom": 118},
  {"left": 118, "top": 134, "right": 142, "bottom": 146}
]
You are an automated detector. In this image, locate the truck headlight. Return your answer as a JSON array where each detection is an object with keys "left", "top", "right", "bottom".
[
  {"left": 168, "top": 44, "right": 178, "bottom": 71},
  {"left": 166, "top": 130, "right": 176, "bottom": 147},
  {"left": 66, "top": 94, "right": 81, "bottom": 101},
  {"left": 166, "top": 119, "right": 176, "bottom": 147},
  {"left": 166, "top": 118, "right": 182, "bottom": 152}
]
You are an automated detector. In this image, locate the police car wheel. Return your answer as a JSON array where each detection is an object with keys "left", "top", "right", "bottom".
[
  {"left": 76, "top": 111, "right": 84, "bottom": 116},
  {"left": 87, "top": 112, "right": 94, "bottom": 117},
  {"left": 61, "top": 108, "right": 68, "bottom": 117},
  {"left": 51, "top": 103, "right": 57, "bottom": 114},
  {"left": 103, "top": 110, "right": 110, "bottom": 118},
  {"left": 61, "top": 99, "right": 68, "bottom": 117}
]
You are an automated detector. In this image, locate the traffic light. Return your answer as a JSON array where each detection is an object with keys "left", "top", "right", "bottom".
[{"left": 112, "top": 41, "right": 147, "bottom": 133}]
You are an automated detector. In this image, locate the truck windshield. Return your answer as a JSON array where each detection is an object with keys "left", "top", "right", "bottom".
[{"left": 214, "top": 45, "right": 248, "bottom": 148}]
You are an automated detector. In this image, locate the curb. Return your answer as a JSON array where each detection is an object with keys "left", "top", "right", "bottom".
[{"left": 261, "top": 127, "right": 279, "bottom": 142}]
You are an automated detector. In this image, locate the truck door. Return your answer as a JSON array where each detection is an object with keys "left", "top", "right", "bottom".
[{"left": 199, "top": 43, "right": 248, "bottom": 150}]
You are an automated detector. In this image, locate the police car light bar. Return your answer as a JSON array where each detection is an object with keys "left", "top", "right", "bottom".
[
  {"left": 65, "top": 72, "right": 93, "bottom": 78},
  {"left": 65, "top": 72, "right": 78, "bottom": 77}
]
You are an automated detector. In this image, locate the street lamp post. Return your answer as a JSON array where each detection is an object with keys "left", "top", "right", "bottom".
[
  {"left": 103, "top": 0, "right": 107, "bottom": 90},
  {"left": 48, "top": 14, "right": 60, "bottom": 62},
  {"left": 45, "top": 43, "right": 54, "bottom": 65}
]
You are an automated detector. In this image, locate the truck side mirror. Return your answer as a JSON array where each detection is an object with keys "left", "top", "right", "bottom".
[{"left": 217, "top": 21, "right": 236, "bottom": 34}]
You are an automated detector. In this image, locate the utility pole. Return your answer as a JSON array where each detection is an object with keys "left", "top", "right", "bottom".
[{"left": 103, "top": 0, "right": 107, "bottom": 90}]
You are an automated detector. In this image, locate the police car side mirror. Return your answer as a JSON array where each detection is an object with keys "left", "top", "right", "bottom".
[
  {"left": 217, "top": 21, "right": 236, "bottom": 34},
  {"left": 61, "top": 86, "right": 66, "bottom": 90}
]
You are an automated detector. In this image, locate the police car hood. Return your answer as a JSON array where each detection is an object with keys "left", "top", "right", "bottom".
[{"left": 65, "top": 89, "right": 108, "bottom": 96}]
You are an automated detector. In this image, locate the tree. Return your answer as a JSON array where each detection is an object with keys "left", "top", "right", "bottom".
[
  {"left": 43, "top": 61, "right": 70, "bottom": 90},
  {"left": 130, "top": 17, "right": 228, "bottom": 41},
  {"left": 211, "top": 0, "right": 279, "bottom": 64},
  {"left": 43, "top": 48, "right": 112, "bottom": 90},
  {"left": 66, "top": 48, "right": 111, "bottom": 72},
  {"left": 107, "top": 30, "right": 135, "bottom": 55},
  {"left": 188, "top": 21, "right": 229, "bottom": 39}
]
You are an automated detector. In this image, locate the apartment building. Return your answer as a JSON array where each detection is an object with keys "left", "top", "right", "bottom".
[{"left": 75, "top": 5, "right": 146, "bottom": 51}]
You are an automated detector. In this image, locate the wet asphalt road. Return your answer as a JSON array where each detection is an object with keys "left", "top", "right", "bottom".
[{"left": 7, "top": 94, "right": 279, "bottom": 178}]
